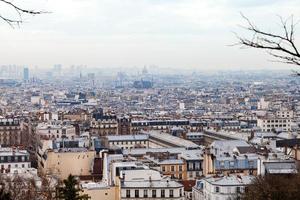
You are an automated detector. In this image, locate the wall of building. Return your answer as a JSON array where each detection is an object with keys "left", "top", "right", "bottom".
[
  {"left": 257, "top": 118, "right": 292, "bottom": 132},
  {"left": 120, "top": 187, "right": 184, "bottom": 199},
  {"left": 40, "top": 150, "right": 95, "bottom": 179},
  {"left": 82, "top": 186, "right": 117, "bottom": 200}
]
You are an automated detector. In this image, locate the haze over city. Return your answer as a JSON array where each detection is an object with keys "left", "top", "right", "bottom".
[{"left": 1, "top": 0, "right": 300, "bottom": 70}]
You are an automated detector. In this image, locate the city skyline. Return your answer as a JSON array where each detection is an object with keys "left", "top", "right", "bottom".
[{"left": 0, "top": 0, "right": 299, "bottom": 70}]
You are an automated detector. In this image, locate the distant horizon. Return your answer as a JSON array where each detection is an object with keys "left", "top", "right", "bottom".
[{"left": 0, "top": 0, "right": 299, "bottom": 70}]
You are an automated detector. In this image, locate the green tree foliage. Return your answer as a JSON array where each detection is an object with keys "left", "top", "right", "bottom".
[
  {"left": 241, "top": 174, "right": 300, "bottom": 200},
  {"left": 56, "top": 175, "right": 90, "bottom": 200}
]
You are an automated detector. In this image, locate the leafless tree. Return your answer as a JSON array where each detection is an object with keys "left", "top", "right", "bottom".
[
  {"left": 241, "top": 174, "right": 300, "bottom": 200},
  {"left": 235, "top": 13, "right": 300, "bottom": 75},
  {"left": 0, "top": 0, "right": 46, "bottom": 27},
  {"left": 0, "top": 173, "right": 57, "bottom": 200}
]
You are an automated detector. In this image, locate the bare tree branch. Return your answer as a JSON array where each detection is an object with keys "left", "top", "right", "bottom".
[
  {"left": 0, "top": 0, "right": 47, "bottom": 27},
  {"left": 235, "top": 13, "right": 300, "bottom": 74}
]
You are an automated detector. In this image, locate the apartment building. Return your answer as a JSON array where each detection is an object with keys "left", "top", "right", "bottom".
[
  {"left": 180, "top": 150, "right": 203, "bottom": 180},
  {"left": 257, "top": 153, "right": 298, "bottom": 176},
  {"left": 120, "top": 169, "right": 185, "bottom": 200},
  {"left": 37, "top": 138, "right": 96, "bottom": 179},
  {"left": 122, "top": 147, "right": 203, "bottom": 181},
  {"left": 0, "top": 118, "right": 22, "bottom": 147},
  {"left": 145, "top": 152, "right": 187, "bottom": 180},
  {"left": 193, "top": 175, "right": 254, "bottom": 200},
  {"left": 81, "top": 182, "right": 117, "bottom": 200},
  {"left": 203, "top": 140, "right": 258, "bottom": 176},
  {"left": 36, "top": 120, "right": 76, "bottom": 140},
  {"left": 257, "top": 117, "right": 292, "bottom": 132},
  {"left": 90, "top": 115, "right": 118, "bottom": 136},
  {"left": 0, "top": 147, "right": 31, "bottom": 173},
  {"left": 117, "top": 116, "right": 131, "bottom": 135},
  {"left": 276, "top": 109, "right": 294, "bottom": 118},
  {"left": 131, "top": 119, "right": 201, "bottom": 134},
  {"left": 106, "top": 135, "right": 149, "bottom": 150}
]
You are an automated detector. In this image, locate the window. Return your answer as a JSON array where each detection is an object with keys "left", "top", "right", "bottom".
[
  {"left": 236, "top": 187, "right": 241, "bottom": 193},
  {"left": 188, "top": 163, "right": 193, "bottom": 170},
  {"left": 179, "top": 165, "right": 182, "bottom": 171},
  {"left": 215, "top": 186, "right": 220, "bottom": 193},
  {"left": 180, "top": 189, "right": 182, "bottom": 197},
  {"left": 126, "top": 190, "right": 130, "bottom": 198},
  {"left": 135, "top": 190, "right": 139, "bottom": 198},
  {"left": 227, "top": 187, "right": 231, "bottom": 193},
  {"left": 143, "top": 190, "right": 148, "bottom": 198},
  {"left": 220, "top": 161, "right": 225, "bottom": 168},
  {"left": 162, "top": 166, "right": 165, "bottom": 171},
  {"left": 230, "top": 161, "right": 235, "bottom": 167},
  {"left": 249, "top": 160, "right": 254, "bottom": 168},
  {"left": 170, "top": 189, "right": 174, "bottom": 197},
  {"left": 171, "top": 166, "right": 175, "bottom": 171},
  {"left": 161, "top": 189, "right": 165, "bottom": 198},
  {"left": 195, "top": 162, "right": 200, "bottom": 170},
  {"left": 152, "top": 190, "right": 156, "bottom": 198}
]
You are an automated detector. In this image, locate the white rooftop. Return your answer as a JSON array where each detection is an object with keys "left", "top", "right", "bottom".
[
  {"left": 205, "top": 175, "right": 254, "bottom": 186},
  {"left": 146, "top": 131, "right": 200, "bottom": 148}
]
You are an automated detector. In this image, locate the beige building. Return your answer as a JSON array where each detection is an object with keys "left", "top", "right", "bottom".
[
  {"left": 37, "top": 139, "right": 96, "bottom": 179},
  {"left": 90, "top": 117, "right": 118, "bottom": 136},
  {"left": 81, "top": 183, "right": 118, "bottom": 200}
]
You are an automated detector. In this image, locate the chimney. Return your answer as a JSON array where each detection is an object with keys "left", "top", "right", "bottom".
[{"left": 102, "top": 150, "right": 109, "bottom": 184}]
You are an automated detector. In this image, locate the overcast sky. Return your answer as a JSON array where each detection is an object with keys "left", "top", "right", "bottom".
[{"left": 0, "top": 0, "right": 299, "bottom": 70}]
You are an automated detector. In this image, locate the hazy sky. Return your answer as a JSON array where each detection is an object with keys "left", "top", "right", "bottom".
[{"left": 0, "top": 0, "right": 299, "bottom": 70}]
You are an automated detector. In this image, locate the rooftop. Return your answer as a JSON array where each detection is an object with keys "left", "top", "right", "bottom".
[
  {"left": 107, "top": 134, "right": 149, "bottom": 141},
  {"left": 204, "top": 175, "right": 254, "bottom": 186},
  {"left": 146, "top": 131, "right": 200, "bottom": 149},
  {"left": 121, "top": 169, "right": 183, "bottom": 188}
]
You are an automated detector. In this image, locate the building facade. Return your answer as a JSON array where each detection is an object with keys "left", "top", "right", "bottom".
[{"left": 0, "top": 118, "right": 22, "bottom": 147}]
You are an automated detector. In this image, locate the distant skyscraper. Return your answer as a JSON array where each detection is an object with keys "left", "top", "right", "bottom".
[
  {"left": 53, "top": 64, "right": 62, "bottom": 76},
  {"left": 23, "top": 67, "right": 29, "bottom": 81},
  {"left": 142, "top": 66, "right": 148, "bottom": 75}
]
